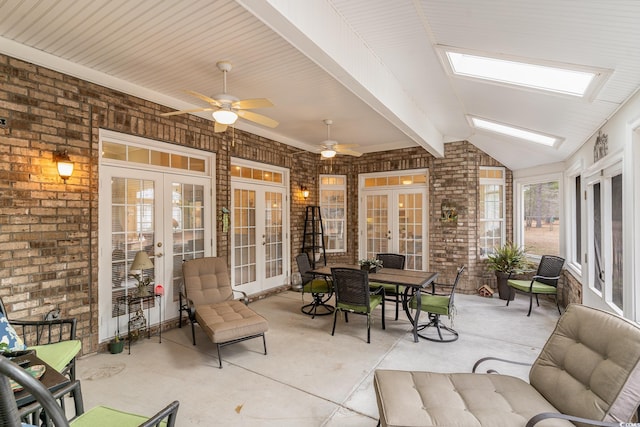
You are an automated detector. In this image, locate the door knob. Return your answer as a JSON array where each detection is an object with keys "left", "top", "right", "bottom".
[{"left": 155, "top": 252, "right": 163, "bottom": 258}]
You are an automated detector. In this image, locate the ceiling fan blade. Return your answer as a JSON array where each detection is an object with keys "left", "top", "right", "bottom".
[
  {"left": 236, "top": 110, "right": 279, "bottom": 128},
  {"left": 160, "top": 107, "right": 214, "bottom": 117},
  {"left": 214, "top": 122, "right": 228, "bottom": 133},
  {"left": 335, "top": 143, "right": 358, "bottom": 149},
  {"left": 336, "top": 147, "right": 362, "bottom": 157},
  {"left": 184, "top": 90, "right": 221, "bottom": 106},
  {"left": 232, "top": 98, "right": 273, "bottom": 110}
]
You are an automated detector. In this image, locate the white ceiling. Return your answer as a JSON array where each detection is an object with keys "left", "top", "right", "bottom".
[{"left": 1, "top": 0, "right": 639, "bottom": 170}]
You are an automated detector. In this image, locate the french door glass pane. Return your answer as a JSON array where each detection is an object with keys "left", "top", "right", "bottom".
[
  {"left": 111, "top": 178, "right": 155, "bottom": 317},
  {"left": 611, "top": 174, "right": 623, "bottom": 308},
  {"left": 593, "top": 183, "right": 603, "bottom": 292},
  {"left": 234, "top": 189, "right": 256, "bottom": 285},
  {"left": 171, "top": 183, "right": 205, "bottom": 300},
  {"left": 366, "top": 195, "right": 388, "bottom": 259},
  {"left": 399, "top": 193, "right": 423, "bottom": 270},
  {"left": 264, "top": 192, "right": 283, "bottom": 279}
]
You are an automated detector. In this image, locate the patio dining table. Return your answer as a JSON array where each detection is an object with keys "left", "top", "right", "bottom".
[{"left": 310, "top": 264, "right": 438, "bottom": 342}]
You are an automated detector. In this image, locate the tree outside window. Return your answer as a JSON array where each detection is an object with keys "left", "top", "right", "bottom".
[{"left": 522, "top": 181, "right": 560, "bottom": 256}]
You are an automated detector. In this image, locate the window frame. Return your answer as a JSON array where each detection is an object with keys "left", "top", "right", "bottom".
[
  {"left": 478, "top": 166, "right": 506, "bottom": 258},
  {"left": 564, "top": 161, "right": 583, "bottom": 277},
  {"left": 319, "top": 174, "right": 347, "bottom": 253},
  {"left": 514, "top": 172, "right": 563, "bottom": 261}
]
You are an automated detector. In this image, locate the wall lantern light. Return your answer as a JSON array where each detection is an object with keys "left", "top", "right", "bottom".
[
  {"left": 53, "top": 149, "right": 74, "bottom": 182},
  {"left": 301, "top": 186, "right": 310, "bottom": 200}
]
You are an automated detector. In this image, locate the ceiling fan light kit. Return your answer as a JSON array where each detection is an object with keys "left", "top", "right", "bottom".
[
  {"left": 160, "top": 60, "right": 277, "bottom": 132},
  {"left": 320, "top": 148, "right": 336, "bottom": 158},
  {"left": 320, "top": 119, "right": 362, "bottom": 158},
  {"left": 212, "top": 108, "right": 238, "bottom": 125}
]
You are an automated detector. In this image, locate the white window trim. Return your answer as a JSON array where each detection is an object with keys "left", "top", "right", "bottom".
[
  {"left": 565, "top": 160, "right": 583, "bottom": 278},
  {"left": 513, "top": 172, "right": 564, "bottom": 261},
  {"left": 319, "top": 174, "right": 347, "bottom": 253},
  {"left": 479, "top": 167, "right": 506, "bottom": 258}
]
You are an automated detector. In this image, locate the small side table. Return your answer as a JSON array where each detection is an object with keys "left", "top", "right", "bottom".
[{"left": 116, "top": 293, "right": 162, "bottom": 354}]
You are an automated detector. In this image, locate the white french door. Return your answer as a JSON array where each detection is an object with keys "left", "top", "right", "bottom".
[
  {"left": 98, "top": 131, "right": 213, "bottom": 342},
  {"left": 230, "top": 160, "right": 289, "bottom": 295},
  {"left": 359, "top": 170, "right": 429, "bottom": 271}
]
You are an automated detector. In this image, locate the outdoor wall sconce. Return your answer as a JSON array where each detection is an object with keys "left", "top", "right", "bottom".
[
  {"left": 53, "top": 149, "right": 74, "bottom": 182},
  {"left": 301, "top": 186, "right": 309, "bottom": 199}
]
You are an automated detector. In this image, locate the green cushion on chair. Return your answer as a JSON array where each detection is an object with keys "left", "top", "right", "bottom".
[
  {"left": 508, "top": 280, "right": 558, "bottom": 295},
  {"left": 409, "top": 294, "right": 450, "bottom": 316},
  {"left": 369, "top": 282, "right": 405, "bottom": 295},
  {"left": 303, "top": 278, "right": 331, "bottom": 294},
  {"left": 30, "top": 340, "right": 81, "bottom": 373},
  {"left": 337, "top": 294, "right": 383, "bottom": 314},
  {"left": 70, "top": 405, "right": 167, "bottom": 427}
]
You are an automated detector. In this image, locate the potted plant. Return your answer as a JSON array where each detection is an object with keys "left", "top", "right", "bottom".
[
  {"left": 108, "top": 334, "right": 124, "bottom": 354},
  {"left": 358, "top": 258, "right": 383, "bottom": 273},
  {"left": 486, "top": 242, "right": 531, "bottom": 300}
]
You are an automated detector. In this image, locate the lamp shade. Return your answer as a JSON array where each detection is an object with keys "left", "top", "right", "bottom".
[
  {"left": 130, "top": 251, "right": 154, "bottom": 272},
  {"left": 212, "top": 108, "right": 238, "bottom": 125}
]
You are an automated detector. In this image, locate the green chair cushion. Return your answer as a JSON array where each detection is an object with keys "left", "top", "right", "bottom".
[
  {"left": 29, "top": 340, "right": 81, "bottom": 373},
  {"left": 303, "top": 278, "right": 331, "bottom": 294},
  {"left": 369, "top": 282, "right": 406, "bottom": 295},
  {"left": 409, "top": 294, "right": 450, "bottom": 316},
  {"left": 70, "top": 405, "right": 166, "bottom": 427},
  {"left": 337, "top": 294, "right": 383, "bottom": 314},
  {"left": 508, "top": 280, "right": 558, "bottom": 295}
]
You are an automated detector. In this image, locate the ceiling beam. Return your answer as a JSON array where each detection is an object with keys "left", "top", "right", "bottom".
[{"left": 237, "top": 0, "right": 444, "bottom": 158}]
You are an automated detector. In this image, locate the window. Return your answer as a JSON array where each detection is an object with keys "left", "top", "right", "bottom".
[
  {"left": 319, "top": 175, "right": 346, "bottom": 253},
  {"left": 479, "top": 167, "right": 505, "bottom": 256},
  {"left": 564, "top": 171, "right": 583, "bottom": 272},
  {"left": 519, "top": 179, "right": 561, "bottom": 257}
]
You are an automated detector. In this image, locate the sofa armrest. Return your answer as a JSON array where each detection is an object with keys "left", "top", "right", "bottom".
[
  {"left": 526, "top": 412, "right": 620, "bottom": 427},
  {"left": 472, "top": 356, "right": 532, "bottom": 374}
]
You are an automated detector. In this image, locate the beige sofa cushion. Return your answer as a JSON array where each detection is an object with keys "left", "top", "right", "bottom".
[
  {"left": 374, "top": 370, "right": 573, "bottom": 427},
  {"left": 183, "top": 256, "right": 233, "bottom": 306},
  {"left": 530, "top": 304, "right": 640, "bottom": 423},
  {"left": 195, "top": 300, "right": 268, "bottom": 344}
]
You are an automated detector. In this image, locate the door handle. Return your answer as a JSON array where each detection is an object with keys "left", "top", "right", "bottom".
[{"left": 154, "top": 252, "right": 163, "bottom": 258}]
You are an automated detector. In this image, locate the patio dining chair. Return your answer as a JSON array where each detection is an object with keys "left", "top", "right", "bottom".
[
  {"left": 405, "top": 266, "right": 465, "bottom": 342},
  {"left": 331, "top": 267, "right": 385, "bottom": 343},
  {"left": 0, "top": 297, "right": 81, "bottom": 381},
  {"left": 507, "top": 255, "right": 565, "bottom": 316},
  {"left": 296, "top": 253, "right": 333, "bottom": 318},
  {"left": 369, "top": 253, "right": 406, "bottom": 320},
  {"left": 0, "top": 356, "right": 179, "bottom": 426}
]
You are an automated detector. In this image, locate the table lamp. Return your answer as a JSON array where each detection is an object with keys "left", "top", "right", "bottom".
[{"left": 129, "top": 251, "right": 154, "bottom": 296}]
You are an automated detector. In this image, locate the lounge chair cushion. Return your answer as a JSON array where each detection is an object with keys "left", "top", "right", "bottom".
[
  {"left": 30, "top": 340, "right": 82, "bottom": 373},
  {"left": 195, "top": 300, "right": 268, "bottom": 344}
]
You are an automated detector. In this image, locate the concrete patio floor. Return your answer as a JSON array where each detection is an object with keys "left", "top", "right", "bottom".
[{"left": 75, "top": 290, "right": 561, "bottom": 426}]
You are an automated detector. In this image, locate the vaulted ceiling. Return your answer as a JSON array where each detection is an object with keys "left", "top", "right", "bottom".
[{"left": 1, "top": 0, "right": 639, "bottom": 170}]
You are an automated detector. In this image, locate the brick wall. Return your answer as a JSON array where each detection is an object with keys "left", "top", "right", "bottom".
[{"left": 1, "top": 53, "right": 525, "bottom": 354}]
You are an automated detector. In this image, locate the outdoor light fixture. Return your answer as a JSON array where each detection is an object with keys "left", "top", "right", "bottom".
[
  {"left": 53, "top": 149, "right": 74, "bottom": 182},
  {"left": 301, "top": 186, "right": 309, "bottom": 199},
  {"left": 129, "top": 251, "right": 154, "bottom": 296},
  {"left": 212, "top": 107, "right": 238, "bottom": 125}
]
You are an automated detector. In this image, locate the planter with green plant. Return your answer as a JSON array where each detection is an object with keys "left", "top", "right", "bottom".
[
  {"left": 486, "top": 242, "right": 531, "bottom": 300},
  {"left": 108, "top": 334, "right": 124, "bottom": 354}
]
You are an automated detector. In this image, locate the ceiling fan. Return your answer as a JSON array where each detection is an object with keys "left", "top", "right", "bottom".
[
  {"left": 320, "top": 119, "right": 362, "bottom": 158},
  {"left": 160, "top": 61, "right": 278, "bottom": 133}
]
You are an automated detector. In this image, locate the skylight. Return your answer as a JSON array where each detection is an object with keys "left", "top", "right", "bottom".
[
  {"left": 441, "top": 48, "right": 608, "bottom": 98},
  {"left": 469, "top": 116, "right": 562, "bottom": 147}
]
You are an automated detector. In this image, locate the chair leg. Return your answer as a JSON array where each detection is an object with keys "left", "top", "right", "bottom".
[
  {"left": 527, "top": 293, "right": 534, "bottom": 316},
  {"left": 381, "top": 301, "right": 386, "bottom": 330},
  {"left": 262, "top": 333, "right": 267, "bottom": 355},
  {"left": 394, "top": 291, "right": 399, "bottom": 321},
  {"left": 555, "top": 295, "right": 561, "bottom": 315},
  {"left": 216, "top": 344, "right": 222, "bottom": 369},
  {"left": 535, "top": 294, "right": 540, "bottom": 307},
  {"left": 367, "top": 315, "right": 371, "bottom": 344},
  {"left": 331, "top": 310, "right": 338, "bottom": 336},
  {"left": 191, "top": 320, "right": 196, "bottom": 345}
]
